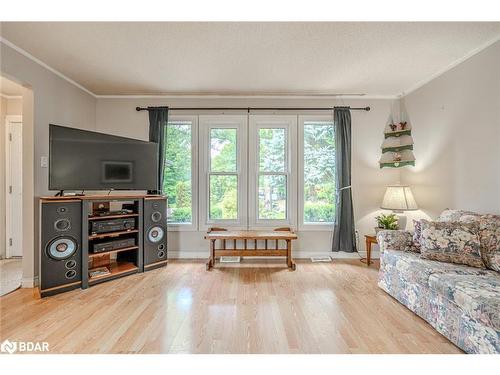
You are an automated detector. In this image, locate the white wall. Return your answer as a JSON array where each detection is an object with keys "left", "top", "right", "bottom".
[
  {"left": 1, "top": 42, "right": 96, "bottom": 284},
  {"left": 402, "top": 40, "right": 500, "bottom": 218},
  {"left": 97, "top": 97, "right": 400, "bottom": 257},
  {"left": 0, "top": 96, "right": 23, "bottom": 259}
]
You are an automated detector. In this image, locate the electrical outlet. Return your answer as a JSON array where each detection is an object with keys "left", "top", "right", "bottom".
[{"left": 40, "top": 156, "right": 48, "bottom": 168}]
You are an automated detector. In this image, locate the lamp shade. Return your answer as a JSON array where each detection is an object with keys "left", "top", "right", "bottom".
[{"left": 381, "top": 185, "right": 418, "bottom": 211}]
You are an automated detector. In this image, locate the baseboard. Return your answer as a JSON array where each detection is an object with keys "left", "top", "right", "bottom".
[
  {"left": 168, "top": 250, "right": 380, "bottom": 260},
  {"left": 22, "top": 276, "right": 38, "bottom": 288}
]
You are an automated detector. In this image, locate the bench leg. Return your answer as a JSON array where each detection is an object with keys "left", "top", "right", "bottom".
[
  {"left": 287, "top": 240, "right": 296, "bottom": 271},
  {"left": 206, "top": 239, "right": 215, "bottom": 270}
]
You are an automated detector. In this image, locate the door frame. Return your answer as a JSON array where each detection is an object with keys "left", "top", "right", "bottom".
[{"left": 5, "top": 115, "right": 23, "bottom": 258}]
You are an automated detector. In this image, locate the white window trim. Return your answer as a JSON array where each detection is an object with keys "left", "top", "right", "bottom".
[
  {"left": 199, "top": 115, "right": 248, "bottom": 231},
  {"left": 249, "top": 115, "right": 297, "bottom": 229},
  {"left": 298, "top": 115, "right": 336, "bottom": 231},
  {"left": 166, "top": 115, "right": 199, "bottom": 231}
]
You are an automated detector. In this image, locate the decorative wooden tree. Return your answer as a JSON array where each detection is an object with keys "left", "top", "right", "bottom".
[{"left": 379, "top": 105, "right": 415, "bottom": 168}]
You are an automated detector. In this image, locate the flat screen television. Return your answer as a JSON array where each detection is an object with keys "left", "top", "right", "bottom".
[{"left": 49, "top": 124, "right": 158, "bottom": 191}]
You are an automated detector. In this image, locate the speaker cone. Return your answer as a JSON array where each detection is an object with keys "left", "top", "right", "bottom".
[
  {"left": 47, "top": 236, "right": 77, "bottom": 260},
  {"left": 151, "top": 211, "right": 162, "bottom": 223},
  {"left": 148, "top": 226, "right": 164, "bottom": 243},
  {"left": 54, "top": 218, "right": 71, "bottom": 231}
]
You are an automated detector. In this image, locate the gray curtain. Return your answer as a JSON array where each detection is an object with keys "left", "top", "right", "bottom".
[
  {"left": 148, "top": 106, "right": 169, "bottom": 194},
  {"left": 332, "top": 107, "right": 356, "bottom": 252}
]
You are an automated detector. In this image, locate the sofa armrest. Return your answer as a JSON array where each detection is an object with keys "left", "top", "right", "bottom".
[{"left": 377, "top": 230, "right": 413, "bottom": 253}]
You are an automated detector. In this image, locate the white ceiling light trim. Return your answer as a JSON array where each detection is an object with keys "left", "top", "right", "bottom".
[
  {"left": 400, "top": 35, "right": 500, "bottom": 97},
  {"left": 1, "top": 37, "right": 97, "bottom": 98}
]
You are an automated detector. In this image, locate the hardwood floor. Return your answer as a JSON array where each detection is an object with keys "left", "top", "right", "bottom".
[{"left": 0, "top": 259, "right": 462, "bottom": 354}]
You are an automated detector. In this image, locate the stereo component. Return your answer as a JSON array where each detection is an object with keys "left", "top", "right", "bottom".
[
  {"left": 92, "top": 238, "right": 136, "bottom": 253},
  {"left": 40, "top": 200, "right": 82, "bottom": 297},
  {"left": 91, "top": 218, "right": 135, "bottom": 234},
  {"left": 143, "top": 197, "right": 167, "bottom": 270}
]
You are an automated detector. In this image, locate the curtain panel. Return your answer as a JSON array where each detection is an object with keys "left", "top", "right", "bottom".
[
  {"left": 332, "top": 107, "right": 357, "bottom": 252},
  {"left": 148, "top": 106, "right": 169, "bottom": 194}
]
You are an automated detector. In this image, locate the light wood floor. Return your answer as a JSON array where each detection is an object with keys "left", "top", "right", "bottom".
[{"left": 0, "top": 259, "right": 462, "bottom": 354}]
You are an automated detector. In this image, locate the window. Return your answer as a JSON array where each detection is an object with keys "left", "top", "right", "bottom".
[
  {"left": 166, "top": 114, "right": 336, "bottom": 231},
  {"left": 200, "top": 116, "right": 247, "bottom": 229},
  {"left": 209, "top": 128, "right": 238, "bottom": 220},
  {"left": 258, "top": 128, "right": 287, "bottom": 219},
  {"left": 299, "top": 116, "right": 336, "bottom": 229},
  {"left": 164, "top": 116, "right": 198, "bottom": 230},
  {"left": 249, "top": 116, "right": 297, "bottom": 227}
]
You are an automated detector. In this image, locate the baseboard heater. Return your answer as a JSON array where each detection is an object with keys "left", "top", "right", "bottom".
[{"left": 310, "top": 256, "right": 332, "bottom": 263}]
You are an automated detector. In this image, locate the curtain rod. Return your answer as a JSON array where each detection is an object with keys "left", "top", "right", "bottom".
[{"left": 135, "top": 106, "right": 370, "bottom": 112}]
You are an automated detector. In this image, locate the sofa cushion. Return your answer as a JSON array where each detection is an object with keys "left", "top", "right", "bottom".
[
  {"left": 478, "top": 214, "right": 500, "bottom": 272},
  {"left": 382, "top": 249, "right": 489, "bottom": 286},
  {"left": 437, "top": 209, "right": 480, "bottom": 223},
  {"left": 428, "top": 272, "right": 500, "bottom": 331},
  {"left": 420, "top": 220, "right": 485, "bottom": 268}
]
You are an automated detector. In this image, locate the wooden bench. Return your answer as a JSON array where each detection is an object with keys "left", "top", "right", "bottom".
[{"left": 204, "top": 227, "right": 298, "bottom": 270}]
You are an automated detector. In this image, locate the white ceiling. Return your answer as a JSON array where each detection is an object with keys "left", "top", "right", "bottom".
[
  {"left": 0, "top": 75, "right": 24, "bottom": 96},
  {"left": 1, "top": 22, "right": 499, "bottom": 96}
]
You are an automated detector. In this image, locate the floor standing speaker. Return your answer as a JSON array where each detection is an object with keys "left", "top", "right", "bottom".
[
  {"left": 143, "top": 196, "right": 168, "bottom": 271},
  {"left": 39, "top": 200, "right": 82, "bottom": 297}
]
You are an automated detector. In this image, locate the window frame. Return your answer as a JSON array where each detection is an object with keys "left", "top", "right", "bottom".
[
  {"left": 165, "top": 115, "right": 199, "bottom": 232},
  {"left": 249, "top": 115, "right": 297, "bottom": 229},
  {"left": 199, "top": 115, "right": 248, "bottom": 230},
  {"left": 298, "top": 115, "right": 336, "bottom": 231}
]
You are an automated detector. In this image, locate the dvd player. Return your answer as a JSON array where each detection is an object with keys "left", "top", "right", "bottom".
[
  {"left": 91, "top": 218, "right": 135, "bottom": 234},
  {"left": 93, "top": 238, "right": 136, "bottom": 253}
]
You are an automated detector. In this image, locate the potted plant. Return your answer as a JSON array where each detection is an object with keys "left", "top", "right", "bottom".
[{"left": 375, "top": 213, "right": 399, "bottom": 233}]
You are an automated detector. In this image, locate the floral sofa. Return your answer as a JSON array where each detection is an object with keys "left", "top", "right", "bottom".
[{"left": 377, "top": 210, "right": 499, "bottom": 354}]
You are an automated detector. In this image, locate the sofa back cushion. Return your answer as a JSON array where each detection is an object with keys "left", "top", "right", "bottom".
[
  {"left": 478, "top": 215, "right": 500, "bottom": 272},
  {"left": 437, "top": 209, "right": 480, "bottom": 223},
  {"left": 420, "top": 219, "right": 485, "bottom": 268}
]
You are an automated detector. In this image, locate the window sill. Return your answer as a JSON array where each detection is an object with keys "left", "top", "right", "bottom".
[{"left": 298, "top": 223, "right": 334, "bottom": 231}]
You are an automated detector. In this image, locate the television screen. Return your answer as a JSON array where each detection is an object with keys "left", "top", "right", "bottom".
[{"left": 49, "top": 124, "right": 158, "bottom": 191}]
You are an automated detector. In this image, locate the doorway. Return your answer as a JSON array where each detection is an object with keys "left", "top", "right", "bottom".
[{"left": 5, "top": 115, "right": 23, "bottom": 258}]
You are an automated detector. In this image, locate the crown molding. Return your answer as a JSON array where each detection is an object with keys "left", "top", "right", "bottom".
[
  {"left": 400, "top": 35, "right": 500, "bottom": 97},
  {"left": 0, "top": 37, "right": 97, "bottom": 98},
  {"left": 0, "top": 93, "right": 22, "bottom": 99},
  {"left": 94, "top": 94, "right": 398, "bottom": 100}
]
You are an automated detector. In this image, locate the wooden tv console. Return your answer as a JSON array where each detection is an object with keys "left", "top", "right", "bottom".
[{"left": 39, "top": 194, "right": 166, "bottom": 296}]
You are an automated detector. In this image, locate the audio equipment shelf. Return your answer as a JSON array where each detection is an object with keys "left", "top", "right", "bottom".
[
  {"left": 88, "top": 246, "right": 139, "bottom": 258},
  {"left": 88, "top": 213, "right": 139, "bottom": 221},
  {"left": 88, "top": 229, "right": 139, "bottom": 240},
  {"left": 88, "top": 261, "right": 139, "bottom": 284}
]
